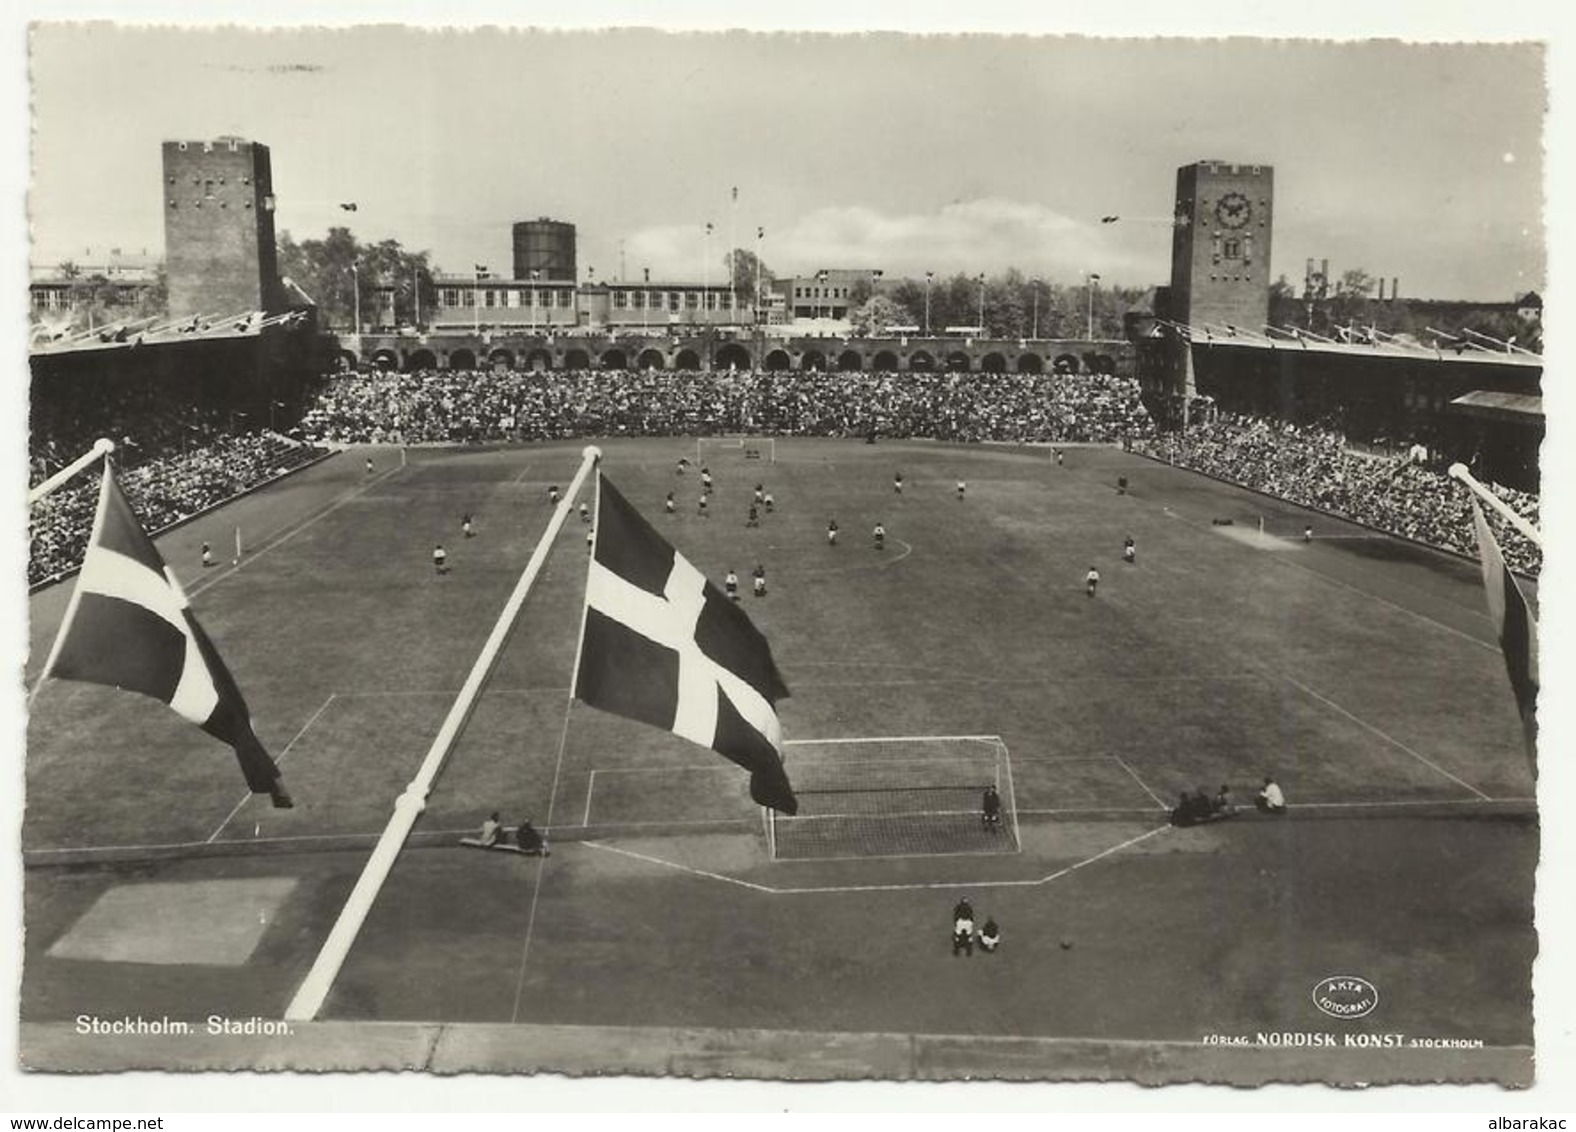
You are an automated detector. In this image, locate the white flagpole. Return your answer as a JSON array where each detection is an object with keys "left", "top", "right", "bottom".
[
  {"left": 29, "top": 460, "right": 117, "bottom": 709},
  {"left": 1448, "top": 464, "right": 1542, "bottom": 549},
  {"left": 285, "top": 444, "right": 603, "bottom": 1021},
  {"left": 27, "top": 437, "right": 114, "bottom": 505}
]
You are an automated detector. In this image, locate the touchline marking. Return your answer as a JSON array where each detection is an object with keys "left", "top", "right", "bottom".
[
  {"left": 1113, "top": 755, "right": 1170, "bottom": 811},
  {"left": 511, "top": 462, "right": 534, "bottom": 485},
  {"left": 330, "top": 686, "right": 569, "bottom": 698},
  {"left": 1159, "top": 506, "right": 1496, "bottom": 653},
  {"left": 186, "top": 464, "right": 404, "bottom": 601},
  {"left": 784, "top": 734, "right": 1001, "bottom": 746},
  {"left": 1289, "top": 797, "right": 1531, "bottom": 809},
  {"left": 205, "top": 693, "right": 339, "bottom": 843},
  {"left": 581, "top": 824, "right": 1171, "bottom": 895},
  {"left": 510, "top": 698, "right": 576, "bottom": 1024},
  {"left": 1281, "top": 675, "right": 1492, "bottom": 801},
  {"left": 582, "top": 769, "right": 597, "bottom": 827}
]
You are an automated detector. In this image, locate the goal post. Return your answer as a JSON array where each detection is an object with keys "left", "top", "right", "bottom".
[
  {"left": 769, "top": 736, "right": 1019, "bottom": 861},
  {"left": 696, "top": 436, "right": 775, "bottom": 465}
]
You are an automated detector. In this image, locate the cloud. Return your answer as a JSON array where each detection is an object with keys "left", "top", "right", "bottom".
[{"left": 623, "top": 199, "right": 1161, "bottom": 286}]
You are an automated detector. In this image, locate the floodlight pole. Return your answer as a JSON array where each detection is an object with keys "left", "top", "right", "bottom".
[
  {"left": 284, "top": 444, "right": 604, "bottom": 1022},
  {"left": 1448, "top": 463, "right": 1542, "bottom": 549}
]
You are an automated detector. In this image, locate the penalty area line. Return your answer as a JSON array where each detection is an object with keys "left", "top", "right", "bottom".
[
  {"left": 1281, "top": 675, "right": 1492, "bottom": 801},
  {"left": 205, "top": 693, "right": 339, "bottom": 843},
  {"left": 581, "top": 824, "right": 1172, "bottom": 895}
]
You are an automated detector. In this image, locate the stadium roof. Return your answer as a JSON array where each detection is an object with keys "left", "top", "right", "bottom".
[
  {"left": 1448, "top": 390, "right": 1543, "bottom": 422},
  {"left": 1155, "top": 319, "right": 1543, "bottom": 369}
]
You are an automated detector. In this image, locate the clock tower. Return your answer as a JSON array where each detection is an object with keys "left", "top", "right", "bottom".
[{"left": 1168, "top": 160, "right": 1273, "bottom": 331}]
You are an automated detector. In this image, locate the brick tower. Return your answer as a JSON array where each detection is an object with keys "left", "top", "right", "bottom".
[
  {"left": 1168, "top": 160, "right": 1274, "bottom": 331},
  {"left": 162, "top": 137, "right": 283, "bottom": 319}
]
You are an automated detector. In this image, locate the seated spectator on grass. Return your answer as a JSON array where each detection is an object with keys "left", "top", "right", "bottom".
[
  {"left": 1213, "top": 785, "right": 1238, "bottom": 818},
  {"left": 979, "top": 918, "right": 1001, "bottom": 953},
  {"left": 515, "top": 818, "right": 550, "bottom": 856},
  {"left": 1256, "top": 776, "right": 1287, "bottom": 815},
  {"left": 478, "top": 812, "right": 503, "bottom": 847}
]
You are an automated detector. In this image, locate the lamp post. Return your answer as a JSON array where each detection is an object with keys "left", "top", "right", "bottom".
[
  {"left": 755, "top": 226, "right": 764, "bottom": 328},
  {"left": 1031, "top": 278, "right": 1041, "bottom": 340},
  {"left": 703, "top": 221, "right": 713, "bottom": 328},
  {"left": 350, "top": 263, "right": 361, "bottom": 338},
  {"left": 642, "top": 267, "right": 650, "bottom": 336},
  {"left": 529, "top": 269, "right": 541, "bottom": 336},
  {"left": 1086, "top": 272, "right": 1101, "bottom": 340},
  {"left": 977, "top": 273, "right": 986, "bottom": 336},
  {"left": 816, "top": 270, "right": 829, "bottom": 324},
  {"left": 924, "top": 271, "right": 933, "bottom": 336}
]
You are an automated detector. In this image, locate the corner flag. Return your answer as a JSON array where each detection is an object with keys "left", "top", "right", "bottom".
[
  {"left": 573, "top": 474, "right": 797, "bottom": 814},
  {"left": 41, "top": 463, "right": 292, "bottom": 806},
  {"left": 1468, "top": 497, "right": 1539, "bottom": 757}
]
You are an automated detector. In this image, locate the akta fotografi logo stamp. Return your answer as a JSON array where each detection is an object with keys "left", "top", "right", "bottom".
[{"left": 1311, "top": 975, "right": 1380, "bottom": 1019}]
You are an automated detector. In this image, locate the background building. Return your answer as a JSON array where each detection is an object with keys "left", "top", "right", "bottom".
[
  {"left": 1164, "top": 160, "right": 1274, "bottom": 331},
  {"left": 161, "top": 137, "right": 284, "bottom": 319},
  {"left": 512, "top": 218, "right": 577, "bottom": 283}
]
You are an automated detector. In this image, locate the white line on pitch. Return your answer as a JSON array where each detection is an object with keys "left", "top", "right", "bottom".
[
  {"left": 1161, "top": 508, "right": 1496, "bottom": 652},
  {"left": 1113, "top": 756, "right": 1170, "bottom": 811},
  {"left": 581, "top": 770, "right": 597, "bottom": 827},
  {"left": 204, "top": 693, "right": 339, "bottom": 843},
  {"left": 511, "top": 462, "right": 534, "bottom": 485},
  {"left": 769, "top": 824, "right": 1173, "bottom": 894},
  {"left": 510, "top": 698, "right": 576, "bottom": 1024},
  {"left": 580, "top": 840, "right": 777, "bottom": 893},
  {"left": 1288, "top": 797, "right": 1530, "bottom": 809},
  {"left": 582, "top": 825, "right": 1172, "bottom": 895},
  {"left": 329, "top": 687, "right": 569, "bottom": 698},
  {"left": 186, "top": 464, "right": 404, "bottom": 601},
  {"left": 1281, "top": 675, "right": 1492, "bottom": 801},
  {"left": 783, "top": 734, "right": 1002, "bottom": 746}
]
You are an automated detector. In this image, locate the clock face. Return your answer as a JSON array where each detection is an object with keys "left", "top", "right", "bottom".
[{"left": 1215, "top": 192, "right": 1252, "bottom": 229}]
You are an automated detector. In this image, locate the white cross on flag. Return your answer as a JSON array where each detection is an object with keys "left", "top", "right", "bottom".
[
  {"left": 40, "top": 463, "right": 291, "bottom": 806},
  {"left": 573, "top": 474, "right": 797, "bottom": 814}
]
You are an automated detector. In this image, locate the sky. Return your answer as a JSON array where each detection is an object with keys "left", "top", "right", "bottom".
[{"left": 28, "top": 26, "right": 1546, "bottom": 300}]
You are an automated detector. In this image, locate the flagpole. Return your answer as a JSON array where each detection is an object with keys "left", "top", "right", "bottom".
[
  {"left": 29, "top": 461, "right": 116, "bottom": 710},
  {"left": 27, "top": 438, "right": 114, "bottom": 505},
  {"left": 1448, "top": 464, "right": 1542, "bottom": 549},
  {"left": 284, "top": 444, "right": 603, "bottom": 1022}
]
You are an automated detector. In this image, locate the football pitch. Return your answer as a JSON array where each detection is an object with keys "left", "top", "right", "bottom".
[{"left": 21, "top": 438, "right": 1537, "bottom": 1081}]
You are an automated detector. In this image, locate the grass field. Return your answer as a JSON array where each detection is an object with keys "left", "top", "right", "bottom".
[{"left": 21, "top": 437, "right": 1537, "bottom": 1079}]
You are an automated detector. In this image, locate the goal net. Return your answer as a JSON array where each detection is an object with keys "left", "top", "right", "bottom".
[
  {"left": 768, "top": 736, "right": 1020, "bottom": 861},
  {"left": 695, "top": 436, "right": 775, "bottom": 465}
]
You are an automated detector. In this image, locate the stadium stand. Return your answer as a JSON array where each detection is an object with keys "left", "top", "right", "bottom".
[
  {"left": 29, "top": 432, "right": 328, "bottom": 586},
  {"left": 297, "top": 368, "right": 1157, "bottom": 446},
  {"left": 1132, "top": 412, "right": 1540, "bottom": 576}
]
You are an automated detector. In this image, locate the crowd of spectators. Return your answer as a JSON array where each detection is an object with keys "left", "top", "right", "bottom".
[
  {"left": 297, "top": 368, "right": 1156, "bottom": 447},
  {"left": 29, "top": 432, "right": 327, "bottom": 586},
  {"left": 1132, "top": 413, "right": 1541, "bottom": 576}
]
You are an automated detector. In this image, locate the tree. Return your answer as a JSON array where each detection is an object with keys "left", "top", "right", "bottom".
[
  {"left": 850, "top": 294, "right": 914, "bottom": 337},
  {"left": 278, "top": 227, "right": 437, "bottom": 331},
  {"left": 724, "top": 248, "right": 774, "bottom": 307},
  {"left": 1328, "top": 267, "right": 1376, "bottom": 332}
]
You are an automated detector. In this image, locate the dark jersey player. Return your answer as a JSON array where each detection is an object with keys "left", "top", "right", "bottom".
[{"left": 1123, "top": 536, "right": 1135, "bottom": 564}]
